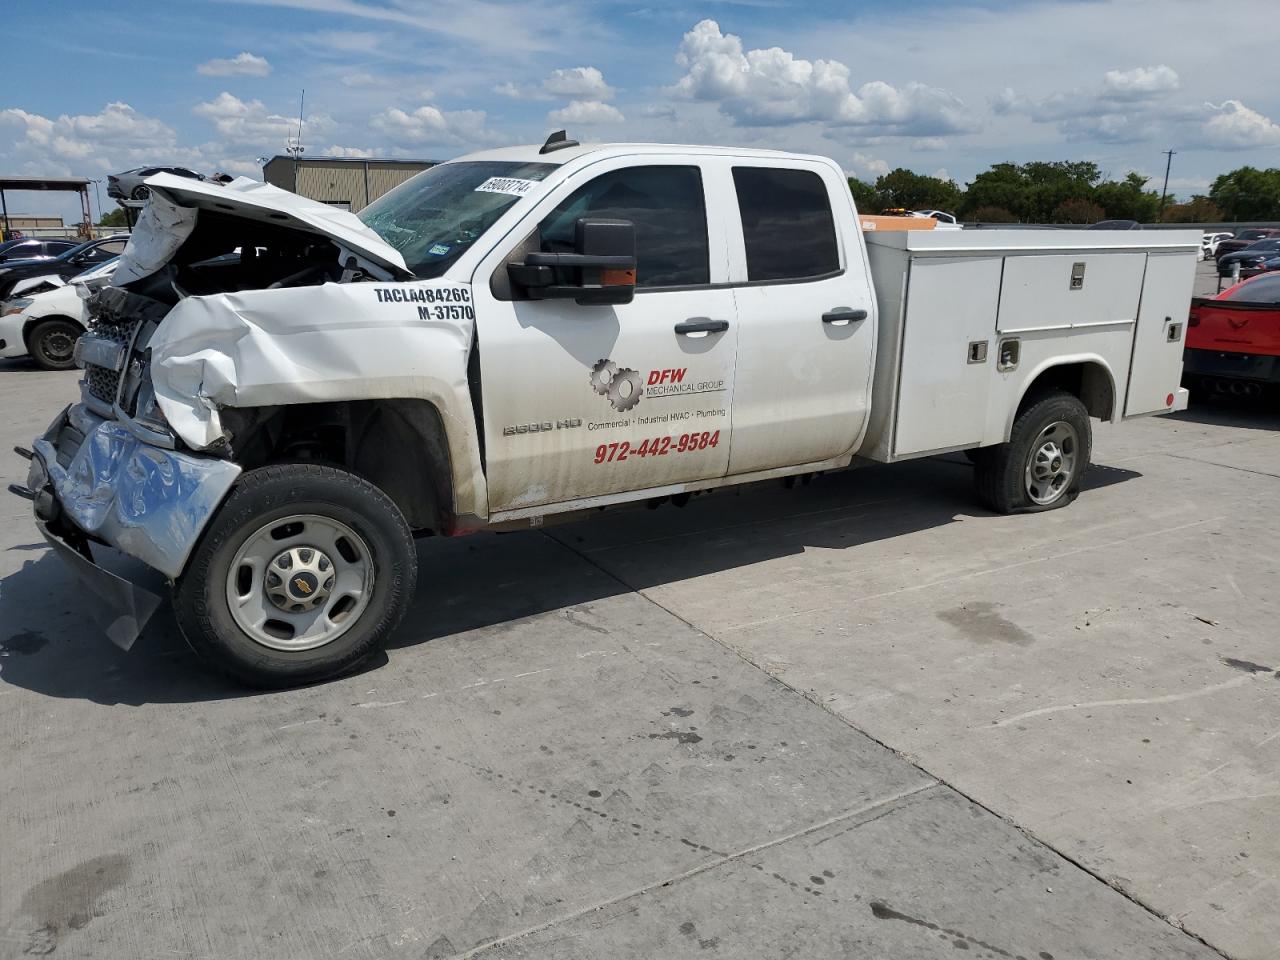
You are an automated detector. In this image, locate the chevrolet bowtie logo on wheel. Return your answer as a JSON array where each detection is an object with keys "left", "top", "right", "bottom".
[
  {"left": 293, "top": 578, "right": 313, "bottom": 595},
  {"left": 590, "top": 358, "right": 644, "bottom": 412}
]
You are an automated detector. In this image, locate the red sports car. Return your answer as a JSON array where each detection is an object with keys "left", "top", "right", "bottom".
[{"left": 1185, "top": 272, "right": 1280, "bottom": 399}]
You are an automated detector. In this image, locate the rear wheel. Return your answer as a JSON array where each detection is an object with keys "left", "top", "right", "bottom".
[
  {"left": 26, "top": 317, "right": 81, "bottom": 370},
  {"left": 974, "top": 390, "right": 1091, "bottom": 514},
  {"left": 174, "top": 463, "right": 417, "bottom": 688},
  {"left": 131, "top": 184, "right": 150, "bottom": 200}
]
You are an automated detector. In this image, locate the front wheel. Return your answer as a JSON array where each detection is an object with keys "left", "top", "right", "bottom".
[
  {"left": 973, "top": 390, "right": 1091, "bottom": 514},
  {"left": 174, "top": 464, "right": 417, "bottom": 688},
  {"left": 26, "top": 317, "right": 81, "bottom": 370}
]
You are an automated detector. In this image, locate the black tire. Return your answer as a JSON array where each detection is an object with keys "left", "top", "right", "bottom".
[
  {"left": 26, "top": 317, "right": 81, "bottom": 370},
  {"left": 962, "top": 448, "right": 981, "bottom": 464},
  {"left": 174, "top": 464, "right": 417, "bottom": 688},
  {"left": 131, "top": 184, "right": 150, "bottom": 201},
  {"left": 973, "top": 390, "right": 1091, "bottom": 514}
]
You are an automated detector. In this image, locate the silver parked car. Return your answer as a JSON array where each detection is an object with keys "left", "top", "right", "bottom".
[{"left": 107, "top": 166, "right": 206, "bottom": 201}]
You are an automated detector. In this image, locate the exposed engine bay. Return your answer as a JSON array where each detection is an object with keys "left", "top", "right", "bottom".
[{"left": 75, "top": 174, "right": 423, "bottom": 455}]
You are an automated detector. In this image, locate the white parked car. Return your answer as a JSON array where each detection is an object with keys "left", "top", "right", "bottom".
[
  {"left": 1201, "top": 232, "right": 1232, "bottom": 261},
  {"left": 911, "top": 209, "right": 962, "bottom": 230},
  {"left": 0, "top": 258, "right": 117, "bottom": 369},
  {"left": 913, "top": 209, "right": 958, "bottom": 224}
]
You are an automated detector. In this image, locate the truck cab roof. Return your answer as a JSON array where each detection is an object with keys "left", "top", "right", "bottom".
[{"left": 455, "top": 141, "right": 838, "bottom": 168}]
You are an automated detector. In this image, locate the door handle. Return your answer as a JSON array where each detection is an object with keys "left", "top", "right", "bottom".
[
  {"left": 674, "top": 318, "right": 729, "bottom": 335},
  {"left": 823, "top": 307, "right": 868, "bottom": 325}
]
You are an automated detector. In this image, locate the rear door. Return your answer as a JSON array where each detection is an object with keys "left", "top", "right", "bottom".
[
  {"left": 1124, "top": 251, "right": 1197, "bottom": 415},
  {"left": 725, "top": 162, "right": 876, "bottom": 475},
  {"left": 472, "top": 156, "right": 739, "bottom": 515}
]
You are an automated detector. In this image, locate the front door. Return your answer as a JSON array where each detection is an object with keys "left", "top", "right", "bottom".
[{"left": 472, "top": 158, "right": 739, "bottom": 515}]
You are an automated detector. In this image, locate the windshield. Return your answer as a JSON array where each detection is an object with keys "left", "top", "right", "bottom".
[{"left": 360, "top": 160, "right": 556, "bottom": 278}]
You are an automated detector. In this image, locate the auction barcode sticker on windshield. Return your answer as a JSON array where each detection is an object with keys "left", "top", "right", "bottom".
[{"left": 475, "top": 177, "right": 539, "bottom": 197}]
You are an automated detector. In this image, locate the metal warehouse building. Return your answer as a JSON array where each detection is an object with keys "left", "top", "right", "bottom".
[{"left": 261, "top": 156, "right": 436, "bottom": 213}]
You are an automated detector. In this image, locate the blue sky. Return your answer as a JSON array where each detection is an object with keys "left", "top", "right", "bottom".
[{"left": 2, "top": 0, "right": 1278, "bottom": 222}]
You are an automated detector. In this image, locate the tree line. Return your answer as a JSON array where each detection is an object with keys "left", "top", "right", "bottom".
[{"left": 848, "top": 163, "right": 1280, "bottom": 224}]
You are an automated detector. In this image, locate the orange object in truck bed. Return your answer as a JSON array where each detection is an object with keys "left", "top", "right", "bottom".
[{"left": 859, "top": 215, "right": 937, "bottom": 232}]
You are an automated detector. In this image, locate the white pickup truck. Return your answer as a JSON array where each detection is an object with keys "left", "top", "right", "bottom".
[{"left": 14, "top": 134, "right": 1198, "bottom": 686}]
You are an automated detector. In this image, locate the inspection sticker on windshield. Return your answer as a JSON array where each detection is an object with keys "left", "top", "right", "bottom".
[{"left": 474, "top": 177, "right": 540, "bottom": 197}]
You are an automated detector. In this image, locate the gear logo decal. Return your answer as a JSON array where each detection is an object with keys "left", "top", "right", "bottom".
[{"left": 590, "top": 358, "right": 644, "bottom": 412}]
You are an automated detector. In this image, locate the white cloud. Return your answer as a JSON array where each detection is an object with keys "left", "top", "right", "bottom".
[
  {"left": 340, "top": 72, "right": 380, "bottom": 87},
  {"left": 494, "top": 81, "right": 550, "bottom": 101},
  {"left": 371, "top": 104, "right": 494, "bottom": 146},
  {"left": 639, "top": 104, "right": 678, "bottom": 120},
  {"left": 197, "top": 52, "right": 272, "bottom": 77},
  {"left": 912, "top": 137, "right": 946, "bottom": 151},
  {"left": 2, "top": 108, "right": 54, "bottom": 146},
  {"left": 672, "top": 19, "right": 969, "bottom": 135},
  {"left": 1102, "top": 64, "right": 1179, "bottom": 98},
  {"left": 317, "top": 144, "right": 381, "bottom": 158},
  {"left": 193, "top": 91, "right": 332, "bottom": 146},
  {"left": 1203, "top": 100, "right": 1280, "bottom": 148},
  {"left": 994, "top": 64, "right": 1180, "bottom": 143},
  {"left": 548, "top": 100, "right": 625, "bottom": 125},
  {"left": 497, "top": 66, "right": 615, "bottom": 102},
  {"left": 214, "top": 158, "right": 264, "bottom": 177},
  {"left": 851, "top": 152, "right": 889, "bottom": 178},
  {"left": 220, "top": 0, "right": 589, "bottom": 54},
  {"left": 1, "top": 102, "right": 177, "bottom": 160},
  {"left": 0, "top": 103, "right": 243, "bottom": 206},
  {"left": 544, "top": 67, "right": 614, "bottom": 100}
]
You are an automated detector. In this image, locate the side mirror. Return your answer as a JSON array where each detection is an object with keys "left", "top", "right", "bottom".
[{"left": 508, "top": 217, "right": 636, "bottom": 306}]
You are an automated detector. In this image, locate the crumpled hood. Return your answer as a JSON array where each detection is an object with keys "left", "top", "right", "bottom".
[{"left": 113, "top": 173, "right": 411, "bottom": 286}]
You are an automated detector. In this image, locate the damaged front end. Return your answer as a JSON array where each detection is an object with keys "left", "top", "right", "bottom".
[
  {"left": 15, "top": 173, "right": 412, "bottom": 649},
  {"left": 18, "top": 281, "right": 244, "bottom": 648}
]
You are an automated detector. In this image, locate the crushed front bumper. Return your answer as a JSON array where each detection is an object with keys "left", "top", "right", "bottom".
[{"left": 15, "top": 403, "right": 241, "bottom": 648}]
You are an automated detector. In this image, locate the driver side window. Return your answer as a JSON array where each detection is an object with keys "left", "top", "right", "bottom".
[{"left": 539, "top": 165, "right": 709, "bottom": 289}]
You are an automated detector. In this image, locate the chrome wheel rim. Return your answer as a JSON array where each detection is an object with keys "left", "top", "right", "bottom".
[
  {"left": 1024, "top": 420, "right": 1079, "bottom": 505},
  {"left": 225, "top": 514, "right": 374, "bottom": 652},
  {"left": 41, "top": 329, "right": 76, "bottom": 363}
]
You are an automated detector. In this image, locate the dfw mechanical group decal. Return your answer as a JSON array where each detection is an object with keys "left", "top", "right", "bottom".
[{"left": 589, "top": 358, "right": 726, "bottom": 412}]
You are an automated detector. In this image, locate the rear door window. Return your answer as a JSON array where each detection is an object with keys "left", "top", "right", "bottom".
[
  {"left": 540, "top": 165, "right": 709, "bottom": 288},
  {"left": 732, "top": 167, "right": 840, "bottom": 282}
]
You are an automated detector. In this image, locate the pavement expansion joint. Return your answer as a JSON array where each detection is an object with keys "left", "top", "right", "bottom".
[{"left": 452, "top": 781, "right": 942, "bottom": 959}]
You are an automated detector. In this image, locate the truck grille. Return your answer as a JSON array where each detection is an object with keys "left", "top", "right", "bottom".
[{"left": 82, "top": 288, "right": 167, "bottom": 407}]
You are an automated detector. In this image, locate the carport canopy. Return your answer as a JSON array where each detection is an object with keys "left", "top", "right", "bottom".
[{"left": 0, "top": 175, "right": 93, "bottom": 240}]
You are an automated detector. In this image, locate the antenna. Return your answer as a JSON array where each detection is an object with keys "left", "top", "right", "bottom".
[
  {"left": 540, "top": 129, "right": 579, "bottom": 154},
  {"left": 286, "top": 89, "right": 306, "bottom": 159}
]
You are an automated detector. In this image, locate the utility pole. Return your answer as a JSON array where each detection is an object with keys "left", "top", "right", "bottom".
[{"left": 1158, "top": 149, "right": 1175, "bottom": 222}]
